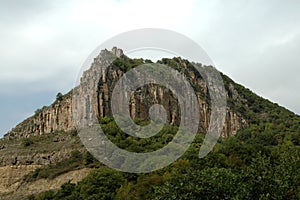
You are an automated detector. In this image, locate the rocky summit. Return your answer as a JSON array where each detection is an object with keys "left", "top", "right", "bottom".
[{"left": 5, "top": 48, "right": 246, "bottom": 140}]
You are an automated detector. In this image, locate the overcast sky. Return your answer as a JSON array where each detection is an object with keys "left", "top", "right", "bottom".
[{"left": 0, "top": 0, "right": 299, "bottom": 137}]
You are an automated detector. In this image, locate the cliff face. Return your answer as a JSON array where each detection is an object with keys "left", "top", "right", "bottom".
[
  {"left": 4, "top": 48, "right": 247, "bottom": 140},
  {"left": 4, "top": 94, "right": 74, "bottom": 139},
  {"left": 95, "top": 58, "right": 247, "bottom": 136}
]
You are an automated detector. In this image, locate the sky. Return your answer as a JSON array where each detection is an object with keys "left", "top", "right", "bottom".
[{"left": 0, "top": 0, "right": 299, "bottom": 137}]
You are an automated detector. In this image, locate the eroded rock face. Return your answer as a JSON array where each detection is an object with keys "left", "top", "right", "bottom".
[
  {"left": 4, "top": 95, "right": 74, "bottom": 139},
  {"left": 4, "top": 47, "right": 247, "bottom": 140}
]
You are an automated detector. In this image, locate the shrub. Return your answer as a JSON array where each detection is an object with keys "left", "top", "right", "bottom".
[
  {"left": 22, "top": 138, "right": 33, "bottom": 147},
  {"left": 56, "top": 92, "right": 63, "bottom": 101},
  {"left": 34, "top": 109, "right": 42, "bottom": 115}
]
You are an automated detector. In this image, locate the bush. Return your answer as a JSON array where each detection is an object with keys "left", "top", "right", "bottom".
[
  {"left": 56, "top": 92, "right": 63, "bottom": 101},
  {"left": 22, "top": 138, "right": 33, "bottom": 147},
  {"left": 291, "top": 133, "right": 300, "bottom": 145},
  {"left": 34, "top": 109, "right": 42, "bottom": 115},
  {"left": 82, "top": 151, "right": 94, "bottom": 166},
  {"left": 152, "top": 168, "right": 239, "bottom": 200}
]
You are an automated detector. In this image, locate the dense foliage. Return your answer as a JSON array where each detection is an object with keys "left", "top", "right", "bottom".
[{"left": 28, "top": 118, "right": 300, "bottom": 200}]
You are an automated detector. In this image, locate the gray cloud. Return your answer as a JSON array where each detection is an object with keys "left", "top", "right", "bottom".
[
  {"left": 0, "top": 0, "right": 299, "bottom": 136},
  {"left": 191, "top": 0, "right": 300, "bottom": 113}
]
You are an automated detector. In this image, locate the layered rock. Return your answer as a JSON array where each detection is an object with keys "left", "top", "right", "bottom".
[
  {"left": 4, "top": 93, "right": 74, "bottom": 139},
  {"left": 4, "top": 47, "right": 247, "bottom": 140}
]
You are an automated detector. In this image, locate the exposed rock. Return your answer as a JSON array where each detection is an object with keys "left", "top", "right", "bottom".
[
  {"left": 4, "top": 94, "right": 74, "bottom": 139},
  {"left": 111, "top": 46, "right": 124, "bottom": 57},
  {"left": 4, "top": 47, "right": 247, "bottom": 140}
]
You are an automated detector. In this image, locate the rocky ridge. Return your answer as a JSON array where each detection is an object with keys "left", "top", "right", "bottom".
[{"left": 4, "top": 47, "right": 247, "bottom": 140}]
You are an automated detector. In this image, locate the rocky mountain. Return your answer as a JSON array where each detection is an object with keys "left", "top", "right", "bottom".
[
  {"left": 0, "top": 47, "right": 299, "bottom": 199},
  {"left": 4, "top": 47, "right": 246, "bottom": 140}
]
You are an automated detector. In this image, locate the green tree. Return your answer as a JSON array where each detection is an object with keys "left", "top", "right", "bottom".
[
  {"left": 153, "top": 168, "right": 239, "bottom": 200},
  {"left": 22, "top": 138, "right": 34, "bottom": 147},
  {"left": 56, "top": 92, "right": 63, "bottom": 101},
  {"left": 82, "top": 151, "right": 94, "bottom": 166},
  {"left": 72, "top": 168, "right": 125, "bottom": 200}
]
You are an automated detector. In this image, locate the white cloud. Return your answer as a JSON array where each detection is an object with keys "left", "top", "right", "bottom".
[
  {"left": 69, "top": 0, "right": 195, "bottom": 29},
  {"left": 0, "top": 0, "right": 300, "bottom": 136}
]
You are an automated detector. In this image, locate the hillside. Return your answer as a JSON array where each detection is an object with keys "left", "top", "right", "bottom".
[{"left": 0, "top": 48, "right": 299, "bottom": 199}]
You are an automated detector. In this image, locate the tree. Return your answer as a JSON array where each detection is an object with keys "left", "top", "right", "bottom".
[
  {"left": 73, "top": 168, "right": 125, "bottom": 200},
  {"left": 82, "top": 151, "right": 94, "bottom": 166},
  {"left": 56, "top": 92, "right": 63, "bottom": 101},
  {"left": 153, "top": 168, "right": 240, "bottom": 200},
  {"left": 34, "top": 108, "right": 42, "bottom": 115},
  {"left": 22, "top": 138, "right": 34, "bottom": 147}
]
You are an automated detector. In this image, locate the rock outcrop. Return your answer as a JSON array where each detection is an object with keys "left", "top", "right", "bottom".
[
  {"left": 4, "top": 47, "right": 247, "bottom": 140},
  {"left": 4, "top": 93, "right": 74, "bottom": 139}
]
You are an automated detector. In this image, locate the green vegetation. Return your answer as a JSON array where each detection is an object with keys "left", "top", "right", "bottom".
[
  {"left": 22, "top": 138, "right": 34, "bottom": 147},
  {"left": 34, "top": 108, "right": 42, "bottom": 115},
  {"left": 112, "top": 56, "right": 144, "bottom": 72},
  {"left": 28, "top": 167, "right": 125, "bottom": 200},
  {"left": 56, "top": 92, "right": 64, "bottom": 101},
  {"left": 100, "top": 116, "right": 178, "bottom": 153},
  {"left": 28, "top": 117, "right": 300, "bottom": 200}
]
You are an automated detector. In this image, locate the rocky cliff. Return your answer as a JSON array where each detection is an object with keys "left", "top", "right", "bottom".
[
  {"left": 4, "top": 93, "right": 74, "bottom": 139},
  {"left": 4, "top": 47, "right": 247, "bottom": 140}
]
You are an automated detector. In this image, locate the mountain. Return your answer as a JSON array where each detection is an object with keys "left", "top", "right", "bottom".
[
  {"left": 0, "top": 48, "right": 299, "bottom": 199},
  {"left": 4, "top": 48, "right": 245, "bottom": 140}
]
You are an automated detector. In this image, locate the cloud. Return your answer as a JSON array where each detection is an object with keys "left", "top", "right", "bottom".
[
  {"left": 188, "top": 0, "right": 300, "bottom": 114},
  {"left": 0, "top": 0, "right": 299, "bottom": 136}
]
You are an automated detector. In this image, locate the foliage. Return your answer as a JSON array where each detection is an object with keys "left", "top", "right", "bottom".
[
  {"left": 30, "top": 116, "right": 300, "bottom": 199},
  {"left": 56, "top": 92, "right": 63, "bottom": 101},
  {"left": 34, "top": 108, "right": 42, "bottom": 115},
  {"left": 29, "top": 168, "right": 125, "bottom": 200},
  {"left": 22, "top": 137, "right": 34, "bottom": 147}
]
